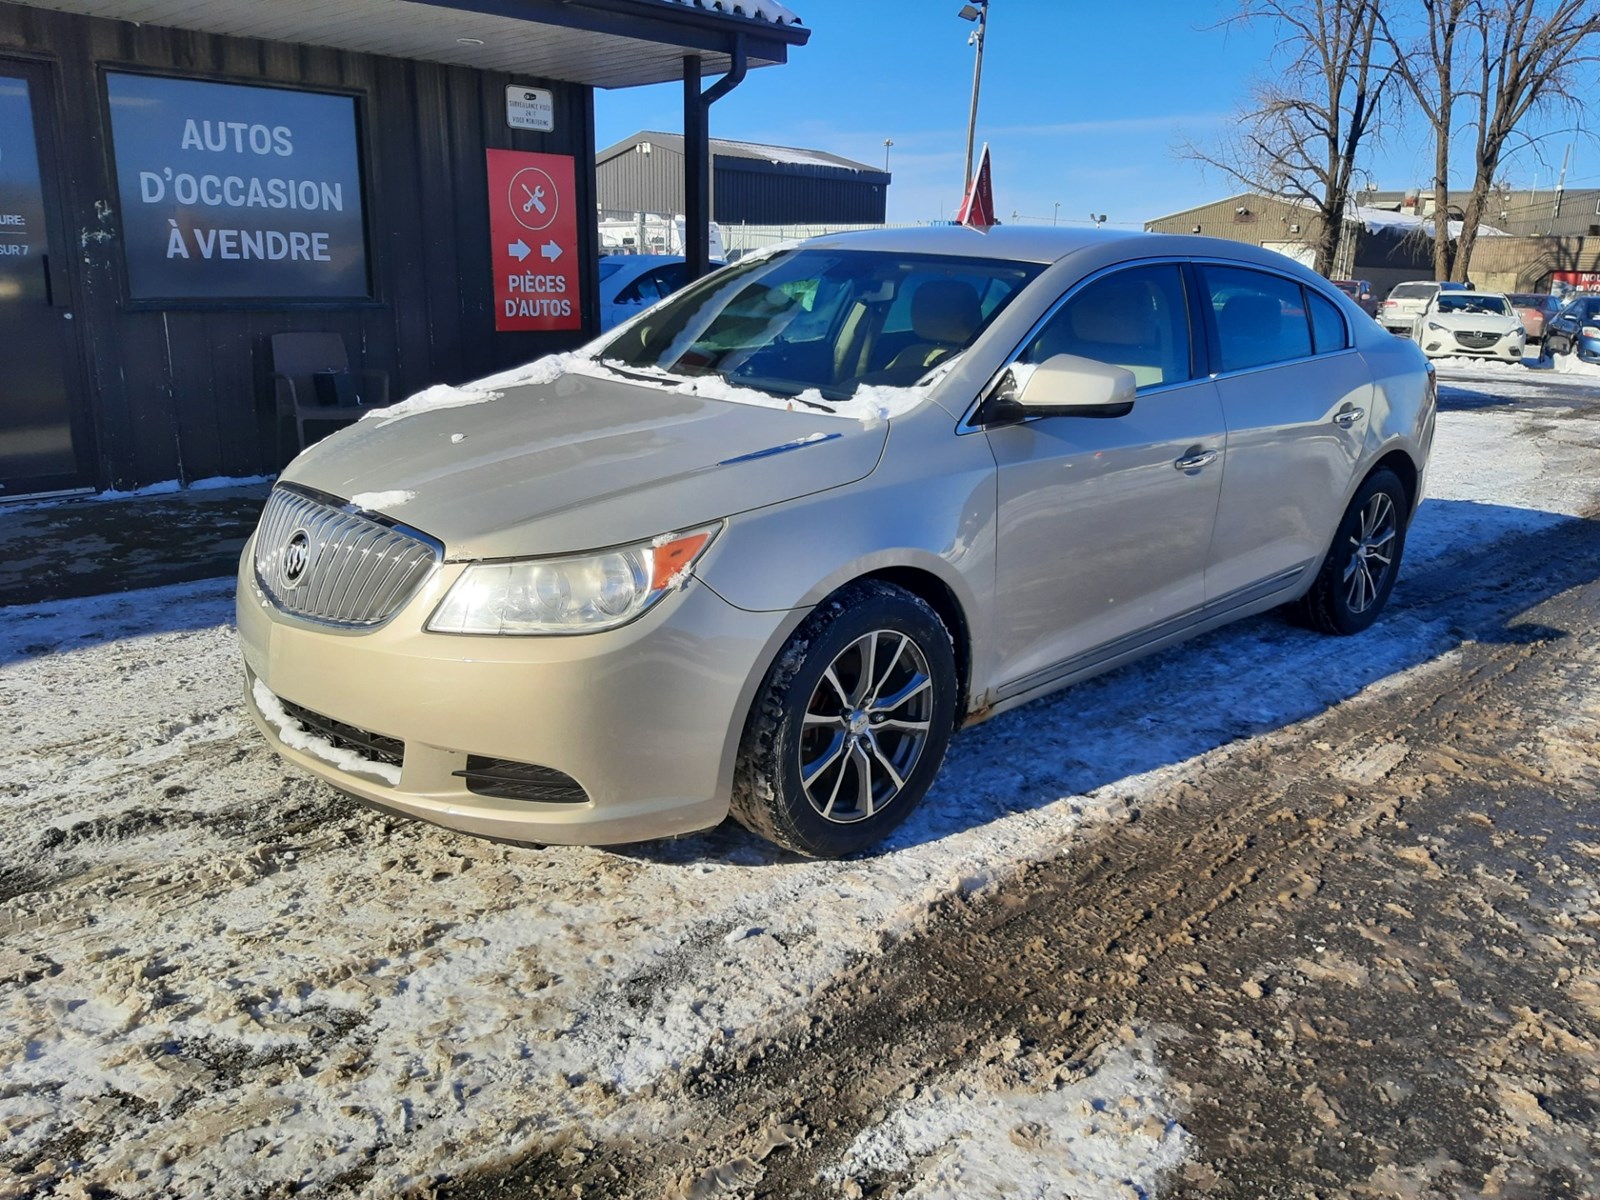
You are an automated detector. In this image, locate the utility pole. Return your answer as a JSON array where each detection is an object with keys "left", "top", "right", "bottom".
[{"left": 958, "top": 2, "right": 988, "bottom": 192}]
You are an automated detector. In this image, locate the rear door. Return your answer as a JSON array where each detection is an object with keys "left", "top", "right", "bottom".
[
  {"left": 1197, "top": 263, "right": 1370, "bottom": 606},
  {"left": 984, "top": 262, "right": 1226, "bottom": 697}
]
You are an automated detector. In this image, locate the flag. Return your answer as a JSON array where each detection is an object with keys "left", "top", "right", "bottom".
[{"left": 956, "top": 142, "right": 995, "bottom": 231}]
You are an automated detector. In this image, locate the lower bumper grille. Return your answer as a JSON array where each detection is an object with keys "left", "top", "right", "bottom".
[
  {"left": 453, "top": 757, "right": 588, "bottom": 804},
  {"left": 278, "top": 698, "right": 405, "bottom": 769}
]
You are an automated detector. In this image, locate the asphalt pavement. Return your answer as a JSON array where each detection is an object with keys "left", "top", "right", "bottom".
[{"left": 0, "top": 481, "right": 272, "bottom": 607}]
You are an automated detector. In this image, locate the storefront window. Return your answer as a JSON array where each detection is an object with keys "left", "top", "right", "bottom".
[{"left": 106, "top": 73, "right": 369, "bottom": 301}]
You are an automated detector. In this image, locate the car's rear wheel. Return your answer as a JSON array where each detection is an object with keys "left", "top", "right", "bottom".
[
  {"left": 731, "top": 581, "right": 957, "bottom": 858},
  {"left": 1295, "top": 468, "right": 1408, "bottom": 636}
]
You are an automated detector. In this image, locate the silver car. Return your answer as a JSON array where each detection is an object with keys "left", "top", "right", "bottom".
[{"left": 238, "top": 228, "right": 1435, "bottom": 858}]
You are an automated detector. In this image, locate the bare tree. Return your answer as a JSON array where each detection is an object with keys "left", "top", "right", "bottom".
[
  {"left": 1378, "top": 0, "right": 1472, "bottom": 279},
  {"left": 1185, "top": 0, "right": 1392, "bottom": 276},
  {"left": 1451, "top": 0, "right": 1600, "bottom": 279}
]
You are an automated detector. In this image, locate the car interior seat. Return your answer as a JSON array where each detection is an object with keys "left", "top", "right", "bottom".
[
  {"left": 1034, "top": 278, "right": 1172, "bottom": 387},
  {"left": 870, "top": 279, "right": 984, "bottom": 384}
]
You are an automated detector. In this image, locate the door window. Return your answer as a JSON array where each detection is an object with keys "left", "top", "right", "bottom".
[
  {"left": 1203, "top": 265, "right": 1313, "bottom": 372},
  {"left": 1019, "top": 263, "right": 1192, "bottom": 389}
]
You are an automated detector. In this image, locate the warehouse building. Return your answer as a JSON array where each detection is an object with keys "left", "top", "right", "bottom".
[
  {"left": 598, "top": 130, "right": 889, "bottom": 225},
  {"left": 0, "top": 0, "right": 806, "bottom": 499}
]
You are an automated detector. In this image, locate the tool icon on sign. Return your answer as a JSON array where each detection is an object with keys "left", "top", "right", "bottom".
[{"left": 505, "top": 165, "right": 559, "bottom": 233}]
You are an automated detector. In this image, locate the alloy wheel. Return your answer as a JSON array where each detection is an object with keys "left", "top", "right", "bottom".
[
  {"left": 797, "top": 630, "right": 934, "bottom": 824},
  {"left": 1343, "top": 491, "right": 1397, "bottom": 614}
]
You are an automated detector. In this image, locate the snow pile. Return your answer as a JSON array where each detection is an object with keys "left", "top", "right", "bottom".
[
  {"left": 825, "top": 1036, "right": 1190, "bottom": 1199},
  {"left": 1550, "top": 352, "right": 1600, "bottom": 378}
]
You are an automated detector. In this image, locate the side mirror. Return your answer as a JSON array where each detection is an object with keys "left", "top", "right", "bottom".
[{"left": 983, "top": 353, "right": 1137, "bottom": 424}]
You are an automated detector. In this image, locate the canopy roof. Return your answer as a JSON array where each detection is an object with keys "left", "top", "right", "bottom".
[{"left": 13, "top": 0, "right": 809, "bottom": 87}]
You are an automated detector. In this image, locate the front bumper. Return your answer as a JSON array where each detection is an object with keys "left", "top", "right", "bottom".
[
  {"left": 236, "top": 542, "right": 798, "bottom": 845},
  {"left": 1420, "top": 333, "right": 1524, "bottom": 360}
]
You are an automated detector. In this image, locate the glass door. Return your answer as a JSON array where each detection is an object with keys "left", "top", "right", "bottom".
[{"left": 0, "top": 61, "right": 90, "bottom": 498}]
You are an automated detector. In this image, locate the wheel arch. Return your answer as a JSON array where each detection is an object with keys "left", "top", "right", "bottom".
[
  {"left": 1368, "top": 447, "right": 1420, "bottom": 519},
  {"left": 855, "top": 566, "right": 974, "bottom": 732}
]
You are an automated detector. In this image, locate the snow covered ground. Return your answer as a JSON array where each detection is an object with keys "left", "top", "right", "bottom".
[{"left": 2, "top": 358, "right": 1598, "bottom": 1198}]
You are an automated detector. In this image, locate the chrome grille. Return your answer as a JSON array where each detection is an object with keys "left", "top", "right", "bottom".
[{"left": 253, "top": 484, "right": 441, "bottom": 626}]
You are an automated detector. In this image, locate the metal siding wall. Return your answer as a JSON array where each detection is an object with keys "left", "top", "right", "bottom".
[
  {"left": 0, "top": 2, "right": 599, "bottom": 489},
  {"left": 597, "top": 141, "right": 888, "bottom": 225},
  {"left": 597, "top": 144, "right": 685, "bottom": 218}
]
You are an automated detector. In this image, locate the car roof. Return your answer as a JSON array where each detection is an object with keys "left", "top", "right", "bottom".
[{"left": 786, "top": 225, "right": 1337, "bottom": 280}]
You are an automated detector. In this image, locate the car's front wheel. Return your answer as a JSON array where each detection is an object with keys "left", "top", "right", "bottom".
[
  {"left": 1295, "top": 468, "right": 1408, "bottom": 636},
  {"left": 731, "top": 581, "right": 957, "bottom": 858}
]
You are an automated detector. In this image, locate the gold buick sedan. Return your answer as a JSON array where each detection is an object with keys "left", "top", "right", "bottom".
[{"left": 239, "top": 228, "right": 1435, "bottom": 857}]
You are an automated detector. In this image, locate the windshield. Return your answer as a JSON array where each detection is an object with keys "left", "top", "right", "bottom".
[
  {"left": 1435, "top": 294, "right": 1509, "bottom": 315},
  {"left": 598, "top": 248, "right": 1044, "bottom": 404},
  {"left": 1389, "top": 283, "right": 1434, "bottom": 301}
]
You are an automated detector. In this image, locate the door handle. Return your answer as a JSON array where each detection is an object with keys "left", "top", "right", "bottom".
[
  {"left": 1173, "top": 449, "right": 1217, "bottom": 472},
  {"left": 1333, "top": 407, "right": 1365, "bottom": 427}
]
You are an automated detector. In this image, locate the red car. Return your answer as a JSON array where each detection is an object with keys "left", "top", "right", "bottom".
[
  {"left": 1506, "top": 293, "right": 1562, "bottom": 342},
  {"left": 1333, "top": 279, "right": 1378, "bottom": 318}
]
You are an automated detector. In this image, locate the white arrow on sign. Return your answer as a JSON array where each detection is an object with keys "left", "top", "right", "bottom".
[
  {"left": 541, "top": 241, "right": 563, "bottom": 262},
  {"left": 508, "top": 239, "right": 531, "bottom": 262}
]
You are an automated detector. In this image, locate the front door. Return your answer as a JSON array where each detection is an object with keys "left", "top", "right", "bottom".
[
  {"left": 0, "top": 61, "right": 90, "bottom": 499},
  {"left": 984, "top": 263, "right": 1226, "bottom": 699}
]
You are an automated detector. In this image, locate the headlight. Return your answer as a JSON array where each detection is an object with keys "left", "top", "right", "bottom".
[
  {"left": 427, "top": 525, "right": 719, "bottom": 635},
  {"left": 1426, "top": 321, "right": 1446, "bottom": 332}
]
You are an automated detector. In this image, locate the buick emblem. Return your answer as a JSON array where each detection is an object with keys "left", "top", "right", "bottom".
[{"left": 282, "top": 530, "right": 312, "bottom": 587}]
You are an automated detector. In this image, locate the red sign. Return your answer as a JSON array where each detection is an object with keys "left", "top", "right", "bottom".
[
  {"left": 1552, "top": 271, "right": 1600, "bottom": 289},
  {"left": 486, "top": 149, "right": 581, "bottom": 332}
]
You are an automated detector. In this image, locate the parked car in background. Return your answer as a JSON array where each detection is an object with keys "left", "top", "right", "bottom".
[
  {"left": 1506, "top": 293, "right": 1562, "bottom": 343},
  {"left": 1379, "top": 280, "right": 1472, "bottom": 338},
  {"left": 1543, "top": 294, "right": 1600, "bottom": 362},
  {"left": 1415, "top": 292, "right": 1526, "bottom": 361},
  {"left": 1333, "top": 279, "right": 1378, "bottom": 317},
  {"left": 598, "top": 254, "right": 725, "bottom": 331},
  {"left": 239, "top": 228, "right": 1435, "bottom": 858}
]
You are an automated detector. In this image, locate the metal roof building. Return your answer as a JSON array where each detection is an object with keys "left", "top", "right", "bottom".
[{"left": 598, "top": 130, "right": 890, "bottom": 225}]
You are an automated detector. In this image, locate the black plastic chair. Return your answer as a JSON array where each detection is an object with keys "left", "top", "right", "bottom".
[{"left": 269, "top": 332, "right": 391, "bottom": 453}]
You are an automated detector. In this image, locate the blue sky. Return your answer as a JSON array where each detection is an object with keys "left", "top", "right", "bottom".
[{"left": 595, "top": 0, "right": 1598, "bottom": 228}]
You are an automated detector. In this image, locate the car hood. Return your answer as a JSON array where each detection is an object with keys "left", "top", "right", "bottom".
[{"left": 281, "top": 371, "right": 888, "bottom": 559}]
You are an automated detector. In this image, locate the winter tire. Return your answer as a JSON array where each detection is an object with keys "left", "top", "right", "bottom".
[
  {"left": 731, "top": 580, "right": 958, "bottom": 858},
  {"left": 1295, "top": 468, "right": 1408, "bottom": 636}
]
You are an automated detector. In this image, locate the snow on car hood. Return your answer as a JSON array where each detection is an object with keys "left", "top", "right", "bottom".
[
  {"left": 279, "top": 368, "right": 890, "bottom": 559},
  {"left": 1427, "top": 311, "right": 1521, "bottom": 334}
]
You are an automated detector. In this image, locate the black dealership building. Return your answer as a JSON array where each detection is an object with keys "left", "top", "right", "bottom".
[{"left": 0, "top": 0, "right": 806, "bottom": 499}]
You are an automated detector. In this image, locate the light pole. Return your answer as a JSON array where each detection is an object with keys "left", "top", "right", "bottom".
[
  {"left": 1052, "top": 201, "right": 1060, "bottom": 226},
  {"left": 957, "top": 1, "right": 988, "bottom": 192},
  {"left": 883, "top": 138, "right": 893, "bottom": 172}
]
